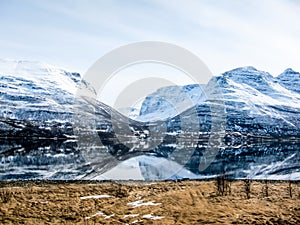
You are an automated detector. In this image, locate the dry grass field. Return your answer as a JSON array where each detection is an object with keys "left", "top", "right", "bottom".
[{"left": 0, "top": 180, "right": 299, "bottom": 224}]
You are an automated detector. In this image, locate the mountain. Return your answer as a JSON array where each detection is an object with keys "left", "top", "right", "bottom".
[
  {"left": 132, "top": 67, "right": 300, "bottom": 180},
  {"left": 0, "top": 59, "right": 94, "bottom": 138},
  {"left": 139, "top": 66, "right": 300, "bottom": 137},
  {"left": 0, "top": 59, "right": 85, "bottom": 121},
  {"left": 0, "top": 61, "right": 299, "bottom": 180}
]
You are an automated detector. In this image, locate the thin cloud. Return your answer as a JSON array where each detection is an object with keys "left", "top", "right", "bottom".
[{"left": 0, "top": 0, "right": 299, "bottom": 76}]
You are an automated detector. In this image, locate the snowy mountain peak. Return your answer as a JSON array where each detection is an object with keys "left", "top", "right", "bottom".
[
  {"left": 222, "top": 66, "right": 272, "bottom": 79},
  {"left": 0, "top": 59, "right": 82, "bottom": 94},
  {"left": 0, "top": 59, "right": 89, "bottom": 122},
  {"left": 279, "top": 68, "right": 300, "bottom": 76},
  {"left": 228, "top": 66, "right": 258, "bottom": 73},
  {"left": 277, "top": 68, "right": 300, "bottom": 94},
  {"left": 0, "top": 58, "right": 80, "bottom": 81}
]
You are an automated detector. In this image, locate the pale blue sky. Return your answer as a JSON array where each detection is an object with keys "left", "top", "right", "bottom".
[{"left": 1, "top": 0, "right": 300, "bottom": 76}]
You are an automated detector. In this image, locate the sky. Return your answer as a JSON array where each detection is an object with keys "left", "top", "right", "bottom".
[{"left": 1, "top": 0, "right": 300, "bottom": 78}]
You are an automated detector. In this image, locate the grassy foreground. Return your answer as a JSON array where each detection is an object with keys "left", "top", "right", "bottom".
[{"left": 0, "top": 180, "right": 299, "bottom": 224}]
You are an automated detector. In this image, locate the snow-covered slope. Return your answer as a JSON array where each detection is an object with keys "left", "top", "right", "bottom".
[
  {"left": 0, "top": 59, "right": 81, "bottom": 122},
  {"left": 138, "top": 84, "right": 206, "bottom": 122},
  {"left": 0, "top": 59, "right": 98, "bottom": 139},
  {"left": 0, "top": 59, "right": 80, "bottom": 92}
]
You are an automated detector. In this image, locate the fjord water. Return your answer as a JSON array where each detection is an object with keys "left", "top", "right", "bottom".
[{"left": 0, "top": 137, "right": 299, "bottom": 180}]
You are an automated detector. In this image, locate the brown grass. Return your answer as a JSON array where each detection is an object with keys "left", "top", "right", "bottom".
[{"left": 0, "top": 180, "right": 299, "bottom": 224}]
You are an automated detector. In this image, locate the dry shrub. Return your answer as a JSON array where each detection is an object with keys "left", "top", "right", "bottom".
[
  {"left": 0, "top": 188, "right": 13, "bottom": 203},
  {"left": 244, "top": 179, "right": 251, "bottom": 199},
  {"left": 215, "top": 174, "right": 231, "bottom": 196}
]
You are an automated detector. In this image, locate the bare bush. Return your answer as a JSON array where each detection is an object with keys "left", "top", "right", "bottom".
[
  {"left": 0, "top": 188, "right": 13, "bottom": 203},
  {"left": 288, "top": 180, "right": 293, "bottom": 198},
  {"left": 215, "top": 174, "right": 231, "bottom": 196},
  {"left": 262, "top": 180, "right": 269, "bottom": 198},
  {"left": 244, "top": 179, "right": 251, "bottom": 199}
]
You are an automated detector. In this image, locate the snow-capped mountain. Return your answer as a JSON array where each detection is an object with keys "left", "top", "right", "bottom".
[
  {"left": 139, "top": 66, "right": 300, "bottom": 136},
  {"left": 0, "top": 59, "right": 79, "bottom": 121},
  {"left": 0, "top": 59, "right": 95, "bottom": 138}
]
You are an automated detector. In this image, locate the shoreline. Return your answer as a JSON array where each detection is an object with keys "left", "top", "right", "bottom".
[{"left": 1, "top": 178, "right": 300, "bottom": 187}]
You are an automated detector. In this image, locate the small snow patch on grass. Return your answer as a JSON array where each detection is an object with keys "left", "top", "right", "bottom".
[
  {"left": 127, "top": 200, "right": 161, "bottom": 208},
  {"left": 85, "top": 212, "right": 104, "bottom": 220},
  {"left": 104, "top": 214, "right": 115, "bottom": 219},
  {"left": 142, "top": 214, "right": 164, "bottom": 220},
  {"left": 80, "top": 194, "right": 112, "bottom": 200},
  {"left": 85, "top": 211, "right": 114, "bottom": 220},
  {"left": 124, "top": 214, "right": 139, "bottom": 218}
]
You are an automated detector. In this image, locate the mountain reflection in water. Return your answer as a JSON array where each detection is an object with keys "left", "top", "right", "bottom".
[{"left": 0, "top": 136, "right": 299, "bottom": 180}]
